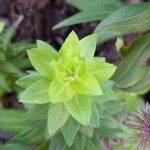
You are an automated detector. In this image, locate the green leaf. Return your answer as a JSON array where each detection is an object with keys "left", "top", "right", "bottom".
[
  {"left": 112, "top": 33, "right": 150, "bottom": 88},
  {"left": 66, "top": 0, "right": 122, "bottom": 10},
  {"left": 59, "top": 31, "right": 80, "bottom": 61},
  {"left": 0, "top": 144, "right": 31, "bottom": 150},
  {"left": 102, "top": 100, "right": 125, "bottom": 116},
  {"left": 54, "top": 0, "right": 122, "bottom": 29},
  {"left": 70, "top": 74, "right": 102, "bottom": 95},
  {"left": 48, "top": 81, "right": 73, "bottom": 103},
  {"left": 121, "top": 69, "right": 150, "bottom": 93},
  {"left": 37, "top": 40, "right": 56, "bottom": 53},
  {"left": 79, "top": 126, "right": 93, "bottom": 138},
  {"left": 65, "top": 95, "right": 92, "bottom": 125},
  {"left": 116, "top": 91, "right": 144, "bottom": 112},
  {"left": 37, "top": 141, "right": 49, "bottom": 150},
  {"left": 48, "top": 103, "right": 69, "bottom": 136},
  {"left": 62, "top": 117, "right": 79, "bottom": 147},
  {"left": 1, "top": 61, "right": 21, "bottom": 74},
  {"left": 0, "top": 109, "right": 27, "bottom": 134},
  {"left": 0, "top": 21, "right": 5, "bottom": 34},
  {"left": 16, "top": 73, "right": 43, "bottom": 89},
  {"left": 25, "top": 104, "right": 49, "bottom": 120},
  {"left": 0, "top": 72, "right": 10, "bottom": 92},
  {"left": 97, "top": 113, "right": 122, "bottom": 139},
  {"left": 80, "top": 34, "right": 97, "bottom": 61},
  {"left": 53, "top": 7, "right": 115, "bottom": 30},
  {"left": 2, "top": 28, "right": 16, "bottom": 49},
  {"left": 49, "top": 134, "right": 66, "bottom": 150},
  {"left": 86, "top": 59, "right": 116, "bottom": 82},
  {"left": 0, "top": 51, "right": 6, "bottom": 61},
  {"left": 89, "top": 103, "right": 100, "bottom": 128},
  {"left": 11, "top": 127, "right": 45, "bottom": 145},
  {"left": 95, "top": 3, "right": 150, "bottom": 44},
  {"left": 49, "top": 60, "right": 68, "bottom": 84},
  {"left": 86, "top": 136, "right": 103, "bottom": 150},
  {"left": 92, "top": 81, "right": 117, "bottom": 104},
  {"left": 27, "top": 48, "right": 57, "bottom": 79},
  {"left": 20, "top": 79, "right": 50, "bottom": 104},
  {"left": 70, "top": 133, "right": 86, "bottom": 150}
]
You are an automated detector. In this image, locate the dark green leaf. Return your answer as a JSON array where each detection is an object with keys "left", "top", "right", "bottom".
[
  {"left": 86, "top": 135, "right": 103, "bottom": 150},
  {"left": 48, "top": 103, "right": 69, "bottom": 136},
  {"left": 79, "top": 126, "right": 93, "bottom": 138},
  {"left": 89, "top": 103, "right": 100, "bottom": 128},
  {"left": 112, "top": 33, "right": 150, "bottom": 88},
  {"left": 95, "top": 4, "right": 150, "bottom": 44},
  {"left": 0, "top": 109, "right": 27, "bottom": 133},
  {"left": 0, "top": 144, "right": 31, "bottom": 150},
  {"left": 25, "top": 104, "right": 49, "bottom": 120},
  {"left": 62, "top": 117, "right": 79, "bottom": 147}
]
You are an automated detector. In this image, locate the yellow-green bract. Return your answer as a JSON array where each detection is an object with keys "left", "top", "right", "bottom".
[{"left": 16, "top": 31, "right": 116, "bottom": 136}]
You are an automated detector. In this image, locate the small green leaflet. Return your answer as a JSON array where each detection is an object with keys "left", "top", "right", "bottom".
[
  {"left": 62, "top": 117, "right": 79, "bottom": 147},
  {"left": 48, "top": 103, "right": 69, "bottom": 136},
  {"left": 20, "top": 79, "right": 50, "bottom": 104},
  {"left": 65, "top": 94, "right": 92, "bottom": 125},
  {"left": 27, "top": 48, "right": 57, "bottom": 79},
  {"left": 80, "top": 34, "right": 97, "bottom": 61}
]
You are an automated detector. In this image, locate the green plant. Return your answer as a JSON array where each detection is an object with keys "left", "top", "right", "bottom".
[
  {"left": 0, "top": 0, "right": 149, "bottom": 149},
  {"left": 15, "top": 31, "right": 119, "bottom": 149},
  {"left": 0, "top": 29, "right": 149, "bottom": 149},
  {"left": 0, "top": 27, "right": 34, "bottom": 96}
]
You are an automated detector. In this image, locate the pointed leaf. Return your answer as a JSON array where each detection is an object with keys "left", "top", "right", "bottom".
[
  {"left": 48, "top": 103, "right": 69, "bottom": 135},
  {"left": 0, "top": 21, "right": 5, "bottom": 33},
  {"left": 86, "top": 59, "right": 116, "bottom": 81},
  {"left": 54, "top": 0, "right": 122, "bottom": 29},
  {"left": 66, "top": 0, "right": 122, "bottom": 11},
  {"left": 37, "top": 40, "right": 56, "bottom": 53},
  {"left": 70, "top": 74, "right": 102, "bottom": 95},
  {"left": 49, "top": 134, "right": 66, "bottom": 150},
  {"left": 0, "top": 72, "right": 10, "bottom": 92},
  {"left": 92, "top": 81, "right": 117, "bottom": 104},
  {"left": 62, "top": 117, "right": 79, "bottom": 147},
  {"left": 20, "top": 79, "right": 50, "bottom": 104},
  {"left": 53, "top": 9, "right": 112, "bottom": 30},
  {"left": 112, "top": 33, "right": 150, "bottom": 88},
  {"left": 89, "top": 103, "right": 100, "bottom": 128},
  {"left": 79, "top": 126, "right": 93, "bottom": 138},
  {"left": 95, "top": 4, "right": 150, "bottom": 44},
  {"left": 1, "top": 62, "right": 21, "bottom": 74},
  {"left": 16, "top": 73, "right": 43, "bottom": 89},
  {"left": 48, "top": 81, "right": 73, "bottom": 103},
  {"left": 86, "top": 136, "right": 103, "bottom": 150},
  {"left": 0, "top": 143, "right": 32, "bottom": 150},
  {"left": 80, "top": 34, "right": 97, "bottom": 61},
  {"left": 122, "top": 69, "right": 150, "bottom": 93},
  {"left": 65, "top": 95, "right": 92, "bottom": 125},
  {"left": 71, "top": 133, "right": 86, "bottom": 150},
  {"left": 25, "top": 104, "right": 49, "bottom": 120},
  {"left": 0, "top": 109, "right": 27, "bottom": 134},
  {"left": 27, "top": 48, "right": 57, "bottom": 79},
  {"left": 59, "top": 31, "right": 80, "bottom": 60}
]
